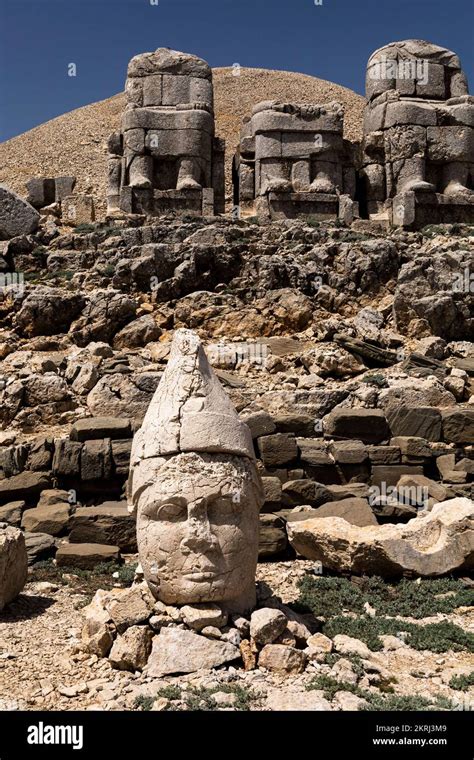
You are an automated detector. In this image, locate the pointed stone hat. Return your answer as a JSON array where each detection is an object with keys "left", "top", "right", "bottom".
[{"left": 131, "top": 329, "right": 255, "bottom": 463}]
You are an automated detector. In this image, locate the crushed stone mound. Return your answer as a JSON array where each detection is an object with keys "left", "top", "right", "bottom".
[{"left": 0, "top": 67, "right": 365, "bottom": 216}]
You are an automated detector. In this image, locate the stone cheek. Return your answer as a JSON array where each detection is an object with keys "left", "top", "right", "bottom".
[{"left": 134, "top": 452, "right": 261, "bottom": 612}]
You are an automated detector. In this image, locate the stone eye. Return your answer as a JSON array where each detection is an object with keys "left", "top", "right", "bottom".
[{"left": 156, "top": 503, "right": 187, "bottom": 522}]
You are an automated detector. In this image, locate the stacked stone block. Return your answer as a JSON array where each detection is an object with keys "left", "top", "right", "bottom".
[{"left": 107, "top": 48, "right": 225, "bottom": 217}]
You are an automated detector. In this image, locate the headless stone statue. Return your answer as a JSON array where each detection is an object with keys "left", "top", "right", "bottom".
[
  {"left": 128, "top": 329, "right": 263, "bottom": 614},
  {"left": 361, "top": 39, "right": 474, "bottom": 222}
]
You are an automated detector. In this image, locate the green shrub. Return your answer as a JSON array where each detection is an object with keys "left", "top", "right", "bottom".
[
  {"left": 323, "top": 616, "right": 474, "bottom": 653},
  {"left": 133, "top": 695, "right": 154, "bottom": 711},
  {"left": 449, "top": 672, "right": 474, "bottom": 691},
  {"left": 296, "top": 575, "right": 473, "bottom": 620},
  {"left": 156, "top": 685, "right": 182, "bottom": 701}
]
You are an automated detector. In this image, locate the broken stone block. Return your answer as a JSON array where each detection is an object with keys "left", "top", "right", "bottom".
[
  {"left": 107, "top": 585, "right": 153, "bottom": 632},
  {"left": 258, "top": 644, "right": 307, "bottom": 674},
  {"left": 250, "top": 608, "right": 288, "bottom": 645},
  {"left": 62, "top": 194, "right": 95, "bottom": 226},
  {"left": 52, "top": 440, "right": 82, "bottom": 477},
  {"left": 146, "top": 627, "right": 240, "bottom": 676},
  {"left": 21, "top": 504, "right": 70, "bottom": 536},
  {"left": 0, "top": 472, "right": 52, "bottom": 505},
  {"left": 258, "top": 433, "right": 298, "bottom": 466},
  {"left": 55, "top": 543, "right": 120, "bottom": 569},
  {"left": 0, "top": 185, "right": 40, "bottom": 239},
  {"left": 282, "top": 479, "right": 333, "bottom": 508},
  {"left": 70, "top": 417, "right": 132, "bottom": 442},
  {"left": 0, "top": 501, "right": 24, "bottom": 527},
  {"left": 69, "top": 503, "right": 136, "bottom": 552},
  {"left": 324, "top": 409, "right": 390, "bottom": 444},
  {"left": 180, "top": 603, "right": 227, "bottom": 631},
  {"left": 259, "top": 514, "right": 288, "bottom": 558},
  {"left": 0, "top": 524, "right": 28, "bottom": 611},
  {"left": 109, "top": 626, "right": 153, "bottom": 672},
  {"left": 80, "top": 439, "right": 113, "bottom": 481},
  {"left": 330, "top": 440, "right": 368, "bottom": 464},
  {"left": 386, "top": 406, "right": 442, "bottom": 441},
  {"left": 240, "top": 410, "right": 276, "bottom": 439},
  {"left": 287, "top": 497, "right": 474, "bottom": 576},
  {"left": 285, "top": 497, "right": 377, "bottom": 527},
  {"left": 442, "top": 409, "right": 474, "bottom": 444}
]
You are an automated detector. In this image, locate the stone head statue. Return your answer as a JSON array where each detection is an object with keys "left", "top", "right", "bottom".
[{"left": 128, "top": 329, "right": 263, "bottom": 613}]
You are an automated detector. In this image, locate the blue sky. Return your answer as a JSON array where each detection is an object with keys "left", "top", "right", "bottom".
[{"left": 0, "top": 0, "right": 473, "bottom": 141}]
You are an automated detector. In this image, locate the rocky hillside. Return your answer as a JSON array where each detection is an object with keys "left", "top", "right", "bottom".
[{"left": 0, "top": 67, "right": 365, "bottom": 215}]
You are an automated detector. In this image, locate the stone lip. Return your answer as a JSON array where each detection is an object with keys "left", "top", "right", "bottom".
[{"left": 131, "top": 329, "right": 255, "bottom": 462}]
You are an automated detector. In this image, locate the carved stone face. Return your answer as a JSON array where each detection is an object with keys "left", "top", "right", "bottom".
[{"left": 133, "top": 452, "right": 261, "bottom": 611}]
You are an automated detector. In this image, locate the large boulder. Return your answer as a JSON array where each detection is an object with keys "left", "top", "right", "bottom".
[
  {"left": 146, "top": 627, "right": 240, "bottom": 676},
  {"left": 287, "top": 498, "right": 474, "bottom": 577},
  {"left": 0, "top": 524, "right": 28, "bottom": 610},
  {"left": 15, "top": 287, "right": 85, "bottom": 337},
  {"left": 0, "top": 185, "right": 40, "bottom": 239},
  {"left": 393, "top": 252, "right": 474, "bottom": 341}
]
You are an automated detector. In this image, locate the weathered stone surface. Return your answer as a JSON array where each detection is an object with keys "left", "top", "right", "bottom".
[
  {"left": 181, "top": 603, "right": 227, "bottom": 631},
  {"left": 258, "top": 433, "right": 298, "bottom": 466},
  {"left": 0, "top": 525, "right": 28, "bottom": 611},
  {"left": 130, "top": 329, "right": 263, "bottom": 615},
  {"left": 282, "top": 479, "right": 333, "bottom": 508},
  {"left": 330, "top": 440, "right": 368, "bottom": 464},
  {"left": 0, "top": 501, "right": 24, "bottom": 527},
  {"left": 21, "top": 504, "right": 70, "bottom": 536},
  {"left": 68, "top": 503, "right": 136, "bottom": 552},
  {"left": 286, "top": 498, "right": 377, "bottom": 527},
  {"left": 240, "top": 410, "right": 276, "bottom": 439},
  {"left": 81, "top": 589, "right": 115, "bottom": 657},
  {"left": 109, "top": 626, "right": 153, "bottom": 672},
  {"left": 23, "top": 532, "right": 56, "bottom": 565},
  {"left": 333, "top": 634, "right": 371, "bottom": 658},
  {"left": 250, "top": 607, "right": 288, "bottom": 645},
  {"left": 287, "top": 498, "right": 474, "bottom": 576},
  {"left": 70, "top": 417, "right": 132, "bottom": 442},
  {"left": 324, "top": 409, "right": 390, "bottom": 444},
  {"left": 387, "top": 406, "right": 442, "bottom": 441},
  {"left": 107, "top": 585, "right": 153, "bottom": 632},
  {"left": 52, "top": 440, "right": 82, "bottom": 477},
  {"left": 442, "top": 409, "right": 474, "bottom": 444},
  {"left": 258, "top": 513, "right": 287, "bottom": 557},
  {"left": 0, "top": 185, "right": 40, "bottom": 239},
  {"left": 15, "top": 287, "right": 85, "bottom": 338},
  {"left": 306, "top": 633, "right": 333, "bottom": 654},
  {"left": 146, "top": 627, "right": 240, "bottom": 676},
  {"left": 265, "top": 688, "right": 331, "bottom": 711},
  {"left": 55, "top": 543, "right": 120, "bottom": 569},
  {"left": 0, "top": 472, "right": 52, "bottom": 504},
  {"left": 258, "top": 644, "right": 307, "bottom": 674}
]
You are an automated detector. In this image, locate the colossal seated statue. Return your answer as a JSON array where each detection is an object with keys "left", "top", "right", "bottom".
[
  {"left": 233, "top": 100, "right": 357, "bottom": 222},
  {"left": 361, "top": 39, "right": 474, "bottom": 227},
  {"left": 107, "top": 48, "right": 225, "bottom": 217}
]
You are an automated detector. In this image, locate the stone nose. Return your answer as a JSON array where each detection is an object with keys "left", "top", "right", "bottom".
[{"left": 180, "top": 501, "right": 218, "bottom": 554}]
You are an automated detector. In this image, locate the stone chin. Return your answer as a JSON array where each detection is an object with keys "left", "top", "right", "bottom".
[{"left": 133, "top": 452, "right": 263, "bottom": 613}]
